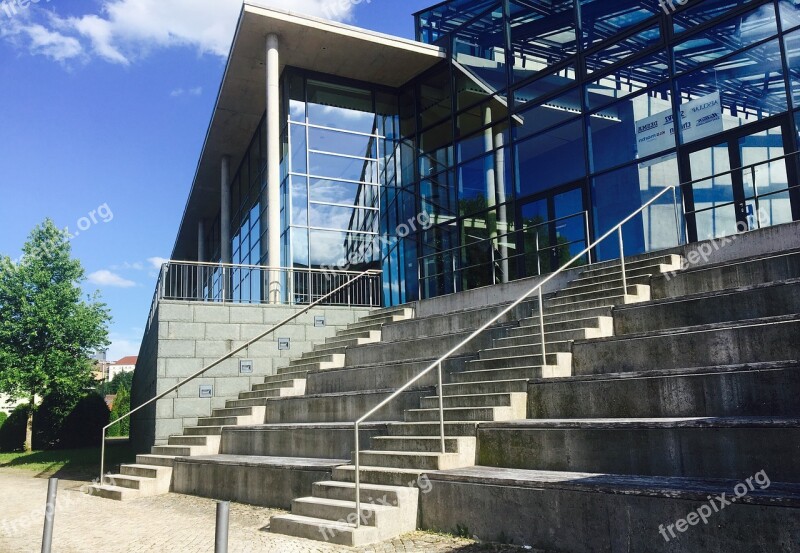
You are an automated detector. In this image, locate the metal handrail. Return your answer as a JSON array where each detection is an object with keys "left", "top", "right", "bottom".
[
  {"left": 99, "top": 268, "right": 382, "bottom": 484},
  {"left": 352, "top": 185, "right": 682, "bottom": 528},
  {"left": 162, "top": 261, "right": 371, "bottom": 275}
]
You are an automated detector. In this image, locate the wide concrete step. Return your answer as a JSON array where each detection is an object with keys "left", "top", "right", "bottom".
[
  {"left": 227, "top": 397, "right": 270, "bottom": 408},
  {"left": 441, "top": 379, "right": 530, "bottom": 396},
  {"left": 312, "top": 480, "right": 415, "bottom": 505},
  {"left": 136, "top": 454, "right": 177, "bottom": 467},
  {"left": 573, "top": 316, "right": 800, "bottom": 375},
  {"left": 354, "top": 450, "right": 472, "bottom": 471},
  {"left": 106, "top": 474, "right": 161, "bottom": 493},
  {"left": 359, "top": 307, "right": 414, "bottom": 323},
  {"left": 384, "top": 421, "right": 479, "bottom": 437},
  {"left": 292, "top": 496, "right": 396, "bottom": 528},
  {"left": 262, "top": 370, "right": 311, "bottom": 385},
  {"left": 270, "top": 514, "right": 379, "bottom": 547},
  {"left": 532, "top": 293, "right": 644, "bottom": 315},
  {"left": 566, "top": 264, "right": 675, "bottom": 288},
  {"left": 651, "top": 249, "right": 800, "bottom": 299},
  {"left": 210, "top": 406, "right": 265, "bottom": 422},
  {"left": 496, "top": 326, "right": 610, "bottom": 347},
  {"left": 167, "top": 435, "right": 220, "bottom": 448},
  {"left": 450, "top": 365, "right": 565, "bottom": 383},
  {"left": 329, "top": 328, "right": 382, "bottom": 341},
  {"left": 555, "top": 273, "right": 654, "bottom": 296},
  {"left": 528, "top": 362, "right": 800, "bottom": 419},
  {"left": 304, "top": 358, "right": 453, "bottom": 395},
  {"left": 423, "top": 466, "right": 800, "bottom": 553},
  {"left": 613, "top": 279, "right": 800, "bottom": 336},
  {"left": 196, "top": 416, "right": 239, "bottom": 426},
  {"left": 575, "top": 255, "right": 682, "bottom": 279},
  {"left": 86, "top": 484, "right": 139, "bottom": 501},
  {"left": 184, "top": 426, "right": 224, "bottom": 436},
  {"left": 252, "top": 378, "right": 306, "bottom": 392},
  {"left": 344, "top": 316, "right": 403, "bottom": 332},
  {"left": 370, "top": 436, "right": 476, "bottom": 454},
  {"left": 120, "top": 464, "right": 172, "bottom": 479},
  {"left": 311, "top": 340, "right": 367, "bottom": 355},
  {"left": 477, "top": 417, "right": 800, "bottom": 482},
  {"left": 477, "top": 340, "right": 572, "bottom": 360},
  {"left": 290, "top": 353, "right": 346, "bottom": 367},
  {"left": 333, "top": 465, "right": 425, "bottom": 487},
  {"left": 419, "top": 392, "right": 527, "bottom": 410},
  {"left": 544, "top": 284, "right": 650, "bottom": 308},
  {"left": 151, "top": 445, "right": 205, "bottom": 457},
  {"left": 404, "top": 405, "right": 518, "bottom": 422},
  {"left": 517, "top": 307, "right": 613, "bottom": 328},
  {"left": 466, "top": 351, "right": 571, "bottom": 371}
]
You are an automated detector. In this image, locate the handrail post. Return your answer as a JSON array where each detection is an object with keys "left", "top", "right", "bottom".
[
  {"left": 584, "top": 211, "right": 593, "bottom": 265},
  {"left": 673, "top": 186, "right": 681, "bottom": 246},
  {"left": 99, "top": 428, "right": 106, "bottom": 485},
  {"left": 452, "top": 255, "right": 458, "bottom": 293},
  {"left": 437, "top": 361, "right": 445, "bottom": 454},
  {"left": 535, "top": 232, "right": 541, "bottom": 275},
  {"left": 354, "top": 423, "right": 361, "bottom": 529},
  {"left": 618, "top": 227, "right": 627, "bottom": 294},
  {"left": 538, "top": 287, "right": 546, "bottom": 361}
]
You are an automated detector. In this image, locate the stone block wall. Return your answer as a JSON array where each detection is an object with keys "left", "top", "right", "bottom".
[{"left": 131, "top": 301, "right": 371, "bottom": 451}]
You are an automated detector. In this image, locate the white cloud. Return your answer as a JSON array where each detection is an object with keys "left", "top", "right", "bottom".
[
  {"left": 1, "top": 0, "right": 357, "bottom": 65},
  {"left": 88, "top": 270, "right": 137, "bottom": 288},
  {"left": 170, "top": 86, "right": 203, "bottom": 98},
  {"left": 147, "top": 256, "right": 169, "bottom": 269}
]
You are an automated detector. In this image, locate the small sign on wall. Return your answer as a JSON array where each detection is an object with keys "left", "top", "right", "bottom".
[
  {"left": 199, "top": 385, "right": 213, "bottom": 398},
  {"left": 278, "top": 338, "right": 291, "bottom": 351},
  {"left": 239, "top": 359, "right": 254, "bottom": 374},
  {"left": 314, "top": 316, "right": 326, "bottom": 327}
]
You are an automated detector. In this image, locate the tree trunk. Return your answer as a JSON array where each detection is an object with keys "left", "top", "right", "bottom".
[{"left": 24, "top": 398, "right": 34, "bottom": 452}]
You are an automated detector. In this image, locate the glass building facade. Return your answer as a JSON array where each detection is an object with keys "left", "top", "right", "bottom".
[{"left": 205, "top": 0, "right": 800, "bottom": 306}]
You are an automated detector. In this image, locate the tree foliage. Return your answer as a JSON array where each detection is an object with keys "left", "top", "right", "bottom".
[
  {"left": 96, "top": 370, "right": 134, "bottom": 397},
  {"left": 0, "top": 220, "right": 111, "bottom": 450},
  {"left": 0, "top": 411, "right": 7, "bottom": 428},
  {"left": 108, "top": 385, "right": 131, "bottom": 437}
]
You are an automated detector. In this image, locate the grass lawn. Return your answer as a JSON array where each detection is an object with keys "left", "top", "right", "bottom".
[{"left": 0, "top": 439, "right": 135, "bottom": 479}]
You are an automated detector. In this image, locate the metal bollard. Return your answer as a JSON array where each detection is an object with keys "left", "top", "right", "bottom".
[
  {"left": 41, "top": 478, "right": 58, "bottom": 553},
  {"left": 215, "top": 501, "right": 230, "bottom": 553}
]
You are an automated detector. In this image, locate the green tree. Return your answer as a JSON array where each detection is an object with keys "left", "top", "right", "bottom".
[
  {"left": 0, "top": 411, "right": 7, "bottom": 428},
  {"left": 108, "top": 385, "right": 130, "bottom": 437},
  {"left": 0, "top": 220, "right": 111, "bottom": 451},
  {"left": 96, "top": 370, "right": 134, "bottom": 397}
]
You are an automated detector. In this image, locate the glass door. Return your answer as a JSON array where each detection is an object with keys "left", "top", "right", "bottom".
[
  {"left": 681, "top": 119, "right": 799, "bottom": 241},
  {"left": 518, "top": 185, "right": 589, "bottom": 276}
]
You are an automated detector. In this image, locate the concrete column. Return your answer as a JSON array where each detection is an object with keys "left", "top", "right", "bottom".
[
  {"left": 494, "top": 129, "right": 509, "bottom": 283},
  {"left": 220, "top": 156, "right": 232, "bottom": 265},
  {"left": 197, "top": 219, "right": 206, "bottom": 262},
  {"left": 483, "top": 106, "right": 499, "bottom": 284},
  {"left": 266, "top": 33, "right": 282, "bottom": 303},
  {"left": 220, "top": 156, "right": 232, "bottom": 301}
]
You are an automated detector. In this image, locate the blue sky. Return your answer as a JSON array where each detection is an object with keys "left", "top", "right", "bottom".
[{"left": 0, "top": 0, "right": 433, "bottom": 361}]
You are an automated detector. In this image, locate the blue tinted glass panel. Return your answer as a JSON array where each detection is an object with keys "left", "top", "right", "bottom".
[
  {"left": 514, "top": 87, "right": 581, "bottom": 140},
  {"left": 307, "top": 80, "right": 375, "bottom": 133},
  {"left": 308, "top": 127, "right": 377, "bottom": 158},
  {"left": 585, "top": 52, "right": 669, "bottom": 111},
  {"left": 453, "top": 6, "right": 508, "bottom": 94},
  {"left": 580, "top": 0, "right": 659, "bottom": 49},
  {"left": 513, "top": 64, "right": 577, "bottom": 108},
  {"left": 516, "top": 119, "right": 586, "bottom": 197},
  {"left": 309, "top": 152, "right": 378, "bottom": 183},
  {"left": 509, "top": 0, "right": 577, "bottom": 83},
  {"left": 674, "top": 0, "right": 759, "bottom": 35},
  {"left": 585, "top": 25, "right": 661, "bottom": 75}
]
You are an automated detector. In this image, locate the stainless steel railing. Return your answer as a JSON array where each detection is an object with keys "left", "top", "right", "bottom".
[
  {"left": 160, "top": 262, "right": 382, "bottom": 307},
  {"left": 351, "top": 185, "right": 682, "bottom": 528},
  {"left": 417, "top": 211, "right": 592, "bottom": 300},
  {"left": 99, "top": 269, "right": 381, "bottom": 484}
]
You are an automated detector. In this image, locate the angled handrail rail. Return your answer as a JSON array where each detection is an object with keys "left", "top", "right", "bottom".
[
  {"left": 99, "top": 268, "right": 382, "bottom": 484},
  {"left": 352, "top": 184, "right": 683, "bottom": 527}
]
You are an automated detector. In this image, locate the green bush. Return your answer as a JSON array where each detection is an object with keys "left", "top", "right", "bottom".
[
  {"left": 33, "top": 391, "right": 110, "bottom": 450},
  {"left": 108, "top": 385, "right": 131, "bottom": 437},
  {"left": 0, "top": 405, "right": 29, "bottom": 452},
  {"left": 96, "top": 371, "right": 134, "bottom": 397},
  {"left": 59, "top": 394, "right": 110, "bottom": 448},
  {"left": 0, "top": 411, "right": 7, "bottom": 428}
]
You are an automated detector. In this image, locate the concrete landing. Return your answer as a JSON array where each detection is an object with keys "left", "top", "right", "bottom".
[{"left": 172, "top": 455, "right": 347, "bottom": 509}]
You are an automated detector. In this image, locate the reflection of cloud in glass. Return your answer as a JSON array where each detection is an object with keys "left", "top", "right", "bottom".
[
  {"left": 309, "top": 230, "right": 347, "bottom": 265},
  {"left": 308, "top": 104, "right": 376, "bottom": 134}
]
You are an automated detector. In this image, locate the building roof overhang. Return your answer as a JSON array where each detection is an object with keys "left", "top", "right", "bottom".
[{"left": 170, "top": 3, "right": 446, "bottom": 260}]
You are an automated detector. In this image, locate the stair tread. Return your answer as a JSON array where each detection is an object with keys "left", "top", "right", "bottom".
[
  {"left": 272, "top": 513, "right": 375, "bottom": 531},
  {"left": 421, "top": 392, "right": 523, "bottom": 400},
  {"left": 294, "top": 496, "right": 396, "bottom": 511},
  {"left": 482, "top": 416, "right": 800, "bottom": 428}
]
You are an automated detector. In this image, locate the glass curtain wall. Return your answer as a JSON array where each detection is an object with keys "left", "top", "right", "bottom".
[
  {"left": 408, "top": 0, "right": 800, "bottom": 300},
  {"left": 281, "top": 70, "right": 402, "bottom": 305}
]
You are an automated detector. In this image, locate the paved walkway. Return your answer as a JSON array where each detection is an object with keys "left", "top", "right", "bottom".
[{"left": 0, "top": 469, "right": 530, "bottom": 553}]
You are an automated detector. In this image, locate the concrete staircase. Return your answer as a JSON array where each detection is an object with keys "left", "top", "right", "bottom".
[
  {"left": 87, "top": 306, "right": 413, "bottom": 500},
  {"left": 425, "top": 248, "right": 800, "bottom": 551},
  {"left": 269, "top": 253, "right": 683, "bottom": 545}
]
